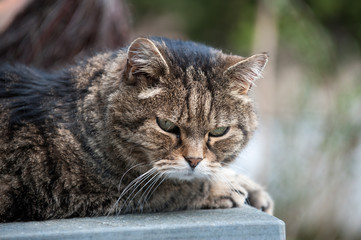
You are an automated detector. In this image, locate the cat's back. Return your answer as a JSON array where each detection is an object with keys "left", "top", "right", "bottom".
[
  {"left": 0, "top": 63, "right": 66, "bottom": 164},
  {"left": 0, "top": 51, "right": 117, "bottom": 171},
  {"left": 0, "top": 63, "right": 71, "bottom": 137},
  {"left": 0, "top": 55, "right": 126, "bottom": 221},
  {"left": 0, "top": 63, "right": 84, "bottom": 172},
  {"left": 0, "top": 63, "right": 98, "bottom": 221}
]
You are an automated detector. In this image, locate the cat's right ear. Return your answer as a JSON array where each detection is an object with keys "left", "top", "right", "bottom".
[
  {"left": 223, "top": 53, "right": 268, "bottom": 95},
  {"left": 125, "top": 38, "right": 169, "bottom": 84}
]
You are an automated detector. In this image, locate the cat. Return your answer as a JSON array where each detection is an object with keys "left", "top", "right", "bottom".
[{"left": 0, "top": 37, "right": 273, "bottom": 222}]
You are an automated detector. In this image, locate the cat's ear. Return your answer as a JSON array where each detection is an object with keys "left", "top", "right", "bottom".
[
  {"left": 223, "top": 53, "right": 268, "bottom": 94},
  {"left": 125, "top": 38, "right": 169, "bottom": 83}
]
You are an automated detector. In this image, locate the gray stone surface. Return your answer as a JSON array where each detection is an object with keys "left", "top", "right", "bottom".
[{"left": 0, "top": 206, "right": 285, "bottom": 240}]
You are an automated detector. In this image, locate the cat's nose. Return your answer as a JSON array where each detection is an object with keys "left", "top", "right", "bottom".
[{"left": 184, "top": 157, "right": 203, "bottom": 169}]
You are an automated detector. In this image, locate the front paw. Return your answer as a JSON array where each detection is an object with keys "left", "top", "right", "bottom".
[
  {"left": 202, "top": 181, "right": 248, "bottom": 209},
  {"left": 246, "top": 189, "right": 274, "bottom": 215}
]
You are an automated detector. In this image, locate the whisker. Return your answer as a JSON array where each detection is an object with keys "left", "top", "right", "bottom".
[
  {"left": 143, "top": 173, "right": 166, "bottom": 207},
  {"left": 117, "top": 162, "right": 146, "bottom": 190},
  {"left": 214, "top": 171, "right": 247, "bottom": 204},
  {"left": 137, "top": 174, "right": 161, "bottom": 205},
  {"left": 215, "top": 172, "right": 235, "bottom": 191},
  {"left": 109, "top": 167, "right": 156, "bottom": 215},
  {"left": 142, "top": 172, "right": 166, "bottom": 207},
  {"left": 121, "top": 168, "right": 157, "bottom": 212},
  {"left": 221, "top": 162, "right": 247, "bottom": 174},
  {"left": 136, "top": 172, "right": 163, "bottom": 211},
  {"left": 123, "top": 171, "right": 160, "bottom": 212}
]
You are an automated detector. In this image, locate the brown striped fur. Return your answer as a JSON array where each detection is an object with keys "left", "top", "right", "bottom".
[{"left": 0, "top": 37, "right": 273, "bottom": 222}]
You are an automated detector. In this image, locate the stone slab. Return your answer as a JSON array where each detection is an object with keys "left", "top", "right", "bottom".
[{"left": 0, "top": 206, "right": 285, "bottom": 240}]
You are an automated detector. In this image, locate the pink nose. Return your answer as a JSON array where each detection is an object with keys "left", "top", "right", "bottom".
[{"left": 185, "top": 157, "right": 203, "bottom": 169}]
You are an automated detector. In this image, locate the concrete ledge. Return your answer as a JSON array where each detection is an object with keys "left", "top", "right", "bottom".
[{"left": 0, "top": 206, "right": 285, "bottom": 240}]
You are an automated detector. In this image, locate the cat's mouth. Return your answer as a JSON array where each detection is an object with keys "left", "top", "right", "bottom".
[{"left": 154, "top": 158, "right": 214, "bottom": 181}]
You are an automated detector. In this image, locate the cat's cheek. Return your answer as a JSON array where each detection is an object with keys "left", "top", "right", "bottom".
[
  {"left": 210, "top": 135, "right": 245, "bottom": 163},
  {"left": 135, "top": 122, "right": 178, "bottom": 152}
]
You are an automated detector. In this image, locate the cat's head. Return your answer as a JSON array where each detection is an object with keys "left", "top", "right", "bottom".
[{"left": 108, "top": 37, "right": 267, "bottom": 181}]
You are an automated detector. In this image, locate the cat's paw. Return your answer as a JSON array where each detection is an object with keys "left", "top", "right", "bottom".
[
  {"left": 246, "top": 189, "right": 274, "bottom": 215},
  {"left": 204, "top": 169, "right": 274, "bottom": 214},
  {"left": 202, "top": 179, "right": 248, "bottom": 209}
]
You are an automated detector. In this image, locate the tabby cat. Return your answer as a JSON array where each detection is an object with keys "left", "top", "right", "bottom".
[{"left": 0, "top": 37, "right": 273, "bottom": 222}]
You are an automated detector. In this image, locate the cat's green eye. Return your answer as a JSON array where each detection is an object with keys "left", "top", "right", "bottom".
[
  {"left": 156, "top": 118, "right": 178, "bottom": 133},
  {"left": 209, "top": 127, "right": 229, "bottom": 137}
]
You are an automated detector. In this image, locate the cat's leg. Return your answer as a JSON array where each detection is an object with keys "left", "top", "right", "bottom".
[
  {"left": 204, "top": 168, "right": 274, "bottom": 214},
  {"left": 0, "top": 175, "right": 23, "bottom": 222}
]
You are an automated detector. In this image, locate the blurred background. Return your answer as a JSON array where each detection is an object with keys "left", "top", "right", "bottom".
[
  {"left": 128, "top": 1, "right": 361, "bottom": 239},
  {"left": 1, "top": 0, "right": 360, "bottom": 239}
]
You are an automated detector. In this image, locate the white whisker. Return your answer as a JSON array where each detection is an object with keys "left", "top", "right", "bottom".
[
  {"left": 123, "top": 171, "right": 160, "bottom": 212},
  {"left": 214, "top": 170, "right": 247, "bottom": 204},
  {"left": 221, "top": 162, "right": 247, "bottom": 174},
  {"left": 136, "top": 172, "right": 163, "bottom": 211},
  {"left": 117, "top": 162, "right": 146, "bottom": 190},
  {"left": 109, "top": 167, "right": 156, "bottom": 215},
  {"left": 121, "top": 168, "right": 157, "bottom": 212},
  {"left": 142, "top": 173, "right": 166, "bottom": 206}
]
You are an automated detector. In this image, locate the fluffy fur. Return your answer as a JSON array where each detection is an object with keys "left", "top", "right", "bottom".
[{"left": 0, "top": 37, "right": 273, "bottom": 222}]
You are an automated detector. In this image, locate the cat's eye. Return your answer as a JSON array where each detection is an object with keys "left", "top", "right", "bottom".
[
  {"left": 156, "top": 118, "right": 180, "bottom": 135},
  {"left": 209, "top": 127, "right": 229, "bottom": 137}
]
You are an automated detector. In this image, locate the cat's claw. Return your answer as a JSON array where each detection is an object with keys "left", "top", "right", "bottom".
[{"left": 246, "top": 189, "right": 274, "bottom": 215}]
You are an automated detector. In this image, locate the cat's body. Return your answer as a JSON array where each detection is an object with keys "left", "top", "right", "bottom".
[{"left": 0, "top": 37, "right": 273, "bottom": 222}]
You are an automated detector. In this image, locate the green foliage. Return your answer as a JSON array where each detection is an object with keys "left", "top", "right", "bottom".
[
  {"left": 305, "top": 0, "right": 361, "bottom": 45},
  {"left": 277, "top": 0, "right": 336, "bottom": 82},
  {"left": 130, "top": 0, "right": 361, "bottom": 75},
  {"left": 129, "top": 0, "right": 256, "bottom": 54}
]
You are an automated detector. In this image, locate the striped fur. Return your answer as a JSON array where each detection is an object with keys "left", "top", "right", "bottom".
[{"left": 0, "top": 37, "right": 273, "bottom": 222}]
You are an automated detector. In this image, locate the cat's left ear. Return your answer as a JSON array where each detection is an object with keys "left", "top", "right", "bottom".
[
  {"left": 125, "top": 38, "right": 169, "bottom": 83},
  {"left": 223, "top": 53, "right": 268, "bottom": 94}
]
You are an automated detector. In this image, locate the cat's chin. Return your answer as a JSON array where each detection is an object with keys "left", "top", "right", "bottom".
[{"left": 164, "top": 170, "right": 210, "bottom": 181}]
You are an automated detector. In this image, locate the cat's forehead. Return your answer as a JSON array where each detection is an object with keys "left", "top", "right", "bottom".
[
  {"left": 185, "top": 66, "right": 208, "bottom": 82},
  {"left": 152, "top": 37, "right": 222, "bottom": 72},
  {"left": 155, "top": 75, "right": 243, "bottom": 130}
]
